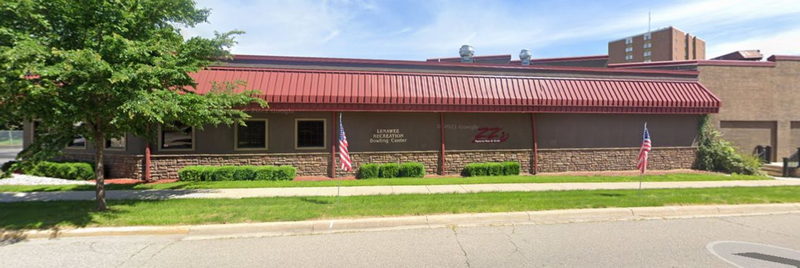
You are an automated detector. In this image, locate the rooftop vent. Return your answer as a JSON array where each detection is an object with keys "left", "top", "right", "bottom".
[
  {"left": 459, "top": 45, "right": 475, "bottom": 63},
  {"left": 519, "top": 49, "right": 532, "bottom": 65}
]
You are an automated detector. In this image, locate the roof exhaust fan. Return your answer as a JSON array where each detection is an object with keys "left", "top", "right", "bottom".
[
  {"left": 459, "top": 45, "right": 475, "bottom": 63},
  {"left": 519, "top": 49, "right": 532, "bottom": 65}
]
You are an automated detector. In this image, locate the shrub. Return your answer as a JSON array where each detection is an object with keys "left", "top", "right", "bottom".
[
  {"left": 22, "top": 161, "right": 94, "bottom": 180},
  {"left": 356, "top": 164, "right": 380, "bottom": 179},
  {"left": 462, "top": 163, "right": 486, "bottom": 177},
  {"left": 1, "top": 161, "right": 19, "bottom": 173},
  {"left": 487, "top": 163, "right": 504, "bottom": 176},
  {"left": 178, "top": 165, "right": 297, "bottom": 181},
  {"left": 232, "top": 166, "right": 257, "bottom": 181},
  {"left": 213, "top": 166, "right": 238, "bottom": 181},
  {"left": 178, "top": 166, "right": 206, "bottom": 181},
  {"left": 694, "top": 116, "right": 762, "bottom": 175},
  {"left": 399, "top": 162, "right": 425, "bottom": 178},
  {"left": 253, "top": 166, "right": 274, "bottom": 181},
  {"left": 274, "top": 166, "right": 296, "bottom": 181},
  {"left": 501, "top": 162, "right": 520, "bottom": 175},
  {"left": 379, "top": 163, "right": 401, "bottom": 178},
  {"left": 462, "top": 162, "right": 519, "bottom": 177}
]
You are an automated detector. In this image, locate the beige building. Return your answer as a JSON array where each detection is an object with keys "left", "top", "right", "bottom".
[
  {"left": 609, "top": 56, "right": 800, "bottom": 161},
  {"left": 608, "top": 26, "right": 705, "bottom": 64}
]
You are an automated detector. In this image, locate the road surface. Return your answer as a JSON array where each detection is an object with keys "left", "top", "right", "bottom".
[
  {"left": 0, "top": 147, "right": 20, "bottom": 166},
  {"left": 2, "top": 213, "right": 799, "bottom": 267}
]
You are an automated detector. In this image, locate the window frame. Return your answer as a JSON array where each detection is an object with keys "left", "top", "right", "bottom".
[
  {"left": 105, "top": 136, "right": 127, "bottom": 151},
  {"left": 294, "top": 118, "right": 327, "bottom": 150},
  {"left": 234, "top": 119, "right": 269, "bottom": 151},
  {"left": 158, "top": 124, "right": 196, "bottom": 151}
]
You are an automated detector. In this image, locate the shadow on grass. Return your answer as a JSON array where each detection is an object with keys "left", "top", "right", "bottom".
[
  {"left": 596, "top": 193, "right": 626, "bottom": 197},
  {"left": 299, "top": 197, "right": 333, "bottom": 205}
]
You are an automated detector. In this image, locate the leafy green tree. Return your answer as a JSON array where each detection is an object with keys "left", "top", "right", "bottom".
[{"left": 0, "top": 0, "right": 265, "bottom": 210}]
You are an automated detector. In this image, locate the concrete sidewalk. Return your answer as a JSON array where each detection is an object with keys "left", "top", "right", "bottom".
[
  {"left": 2, "top": 179, "right": 800, "bottom": 202},
  {"left": 7, "top": 203, "right": 800, "bottom": 240}
]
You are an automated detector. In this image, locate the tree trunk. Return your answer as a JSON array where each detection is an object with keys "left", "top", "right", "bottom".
[{"left": 94, "top": 132, "right": 107, "bottom": 211}]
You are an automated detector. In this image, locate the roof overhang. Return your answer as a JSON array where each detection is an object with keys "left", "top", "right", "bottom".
[{"left": 190, "top": 67, "right": 720, "bottom": 114}]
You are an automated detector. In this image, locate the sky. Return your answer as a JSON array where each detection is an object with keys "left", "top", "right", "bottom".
[{"left": 182, "top": 0, "right": 800, "bottom": 60}]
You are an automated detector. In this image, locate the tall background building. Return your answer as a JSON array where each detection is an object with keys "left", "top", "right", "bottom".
[{"left": 608, "top": 26, "right": 705, "bottom": 64}]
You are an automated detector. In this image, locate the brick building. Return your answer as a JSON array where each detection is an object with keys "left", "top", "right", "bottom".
[{"left": 608, "top": 26, "right": 705, "bottom": 64}]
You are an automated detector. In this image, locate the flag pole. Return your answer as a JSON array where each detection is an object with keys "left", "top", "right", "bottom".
[
  {"left": 336, "top": 112, "right": 342, "bottom": 200},
  {"left": 638, "top": 122, "right": 648, "bottom": 193}
]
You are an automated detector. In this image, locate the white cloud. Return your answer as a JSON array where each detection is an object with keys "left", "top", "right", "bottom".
[
  {"left": 182, "top": 0, "right": 800, "bottom": 60},
  {"left": 707, "top": 28, "right": 800, "bottom": 58}
]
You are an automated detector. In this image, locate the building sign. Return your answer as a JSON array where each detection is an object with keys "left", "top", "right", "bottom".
[
  {"left": 369, "top": 128, "right": 407, "bottom": 144},
  {"left": 473, "top": 127, "right": 509, "bottom": 143}
]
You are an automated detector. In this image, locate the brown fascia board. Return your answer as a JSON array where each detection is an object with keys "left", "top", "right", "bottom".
[
  {"left": 768, "top": 55, "right": 800, "bottom": 61},
  {"left": 608, "top": 59, "right": 776, "bottom": 68},
  {"left": 224, "top": 54, "right": 698, "bottom": 78}
]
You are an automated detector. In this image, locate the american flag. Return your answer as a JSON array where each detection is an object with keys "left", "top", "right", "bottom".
[
  {"left": 637, "top": 124, "right": 652, "bottom": 174},
  {"left": 338, "top": 113, "right": 352, "bottom": 171}
]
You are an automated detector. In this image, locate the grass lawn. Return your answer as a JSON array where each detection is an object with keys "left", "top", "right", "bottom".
[
  {"left": 0, "top": 173, "right": 770, "bottom": 192},
  {"left": 1, "top": 186, "right": 798, "bottom": 230}
]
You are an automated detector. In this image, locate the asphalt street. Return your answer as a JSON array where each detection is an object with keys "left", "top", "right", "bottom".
[
  {"left": 2, "top": 213, "right": 799, "bottom": 267},
  {"left": 0, "top": 147, "right": 20, "bottom": 166}
]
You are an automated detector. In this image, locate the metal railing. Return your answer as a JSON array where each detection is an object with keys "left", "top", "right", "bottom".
[
  {"left": 0, "top": 130, "right": 23, "bottom": 148},
  {"left": 781, "top": 147, "right": 800, "bottom": 177}
]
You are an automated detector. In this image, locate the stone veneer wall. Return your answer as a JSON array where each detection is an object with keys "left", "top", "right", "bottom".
[
  {"left": 148, "top": 153, "right": 330, "bottom": 180},
  {"left": 537, "top": 146, "right": 697, "bottom": 172},
  {"left": 58, "top": 153, "right": 143, "bottom": 179},
  {"left": 60, "top": 146, "right": 697, "bottom": 180}
]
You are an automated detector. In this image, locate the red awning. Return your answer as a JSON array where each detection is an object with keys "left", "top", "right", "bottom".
[{"left": 190, "top": 67, "right": 720, "bottom": 114}]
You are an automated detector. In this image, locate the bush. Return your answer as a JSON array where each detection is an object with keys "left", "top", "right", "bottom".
[
  {"left": 379, "top": 163, "right": 401, "bottom": 178},
  {"left": 23, "top": 161, "right": 94, "bottom": 180},
  {"left": 177, "top": 165, "right": 297, "bottom": 181},
  {"left": 274, "top": 165, "right": 296, "bottom": 181},
  {"left": 1, "top": 161, "right": 19, "bottom": 173},
  {"left": 399, "top": 162, "right": 425, "bottom": 178},
  {"left": 501, "top": 162, "right": 520, "bottom": 175},
  {"left": 356, "top": 164, "right": 380, "bottom": 179},
  {"left": 694, "top": 116, "right": 762, "bottom": 175},
  {"left": 462, "top": 162, "right": 520, "bottom": 177}
]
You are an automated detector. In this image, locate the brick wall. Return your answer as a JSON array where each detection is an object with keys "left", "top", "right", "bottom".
[
  {"left": 537, "top": 146, "right": 697, "bottom": 172},
  {"left": 61, "top": 146, "right": 697, "bottom": 180}
]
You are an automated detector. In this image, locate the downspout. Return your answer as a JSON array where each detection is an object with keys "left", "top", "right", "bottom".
[
  {"left": 530, "top": 113, "right": 538, "bottom": 174},
  {"left": 329, "top": 111, "right": 337, "bottom": 178},
  {"left": 439, "top": 112, "right": 446, "bottom": 175}
]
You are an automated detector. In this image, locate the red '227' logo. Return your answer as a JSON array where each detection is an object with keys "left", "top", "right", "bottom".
[{"left": 473, "top": 127, "right": 509, "bottom": 143}]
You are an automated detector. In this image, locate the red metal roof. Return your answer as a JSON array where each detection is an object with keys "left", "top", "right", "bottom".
[{"left": 190, "top": 67, "right": 720, "bottom": 114}]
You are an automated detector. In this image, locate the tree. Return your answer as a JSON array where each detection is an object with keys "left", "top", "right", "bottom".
[{"left": 0, "top": 0, "right": 266, "bottom": 210}]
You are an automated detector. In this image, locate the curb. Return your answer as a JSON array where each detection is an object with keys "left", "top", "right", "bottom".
[{"left": 6, "top": 203, "right": 800, "bottom": 240}]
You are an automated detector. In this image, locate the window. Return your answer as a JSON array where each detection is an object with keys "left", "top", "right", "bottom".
[
  {"left": 67, "top": 122, "right": 86, "bottom": 149},
  {"left": 160, "top": 123, "right": 194, "bottom": 150},
  {"left": 235, "top": 120, "right": 268, "bottom": 150},
  {"left": 643, "top": 42, "right": 652, "bottom": 49},
  {"left": 295, "top": 119, "right": 326, "bottom": 149},
  {"left": 625, "top": 37, "right": 633, "bottom": 44},
  {"left": 625, "top": 54, "right": 634, "bottom": 61},
  {"left": 106, "top": 137, "right": 126, "bottom": 150},
  {"left": 644, "top": 33, "right": 652, "bottom": 40},
  {"left": 643, "top": 51, "right": 652, "bottom": 57},
  {"left": 625, "top": 47, "right": 633, "bottom": 52}
]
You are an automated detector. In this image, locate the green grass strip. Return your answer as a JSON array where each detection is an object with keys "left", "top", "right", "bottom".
[
  {"left": 0, "top": 173, "right": 769, "bottom": 192},
  {"left": 1, "top": 186, "right": 797, "bottom": 230}
]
